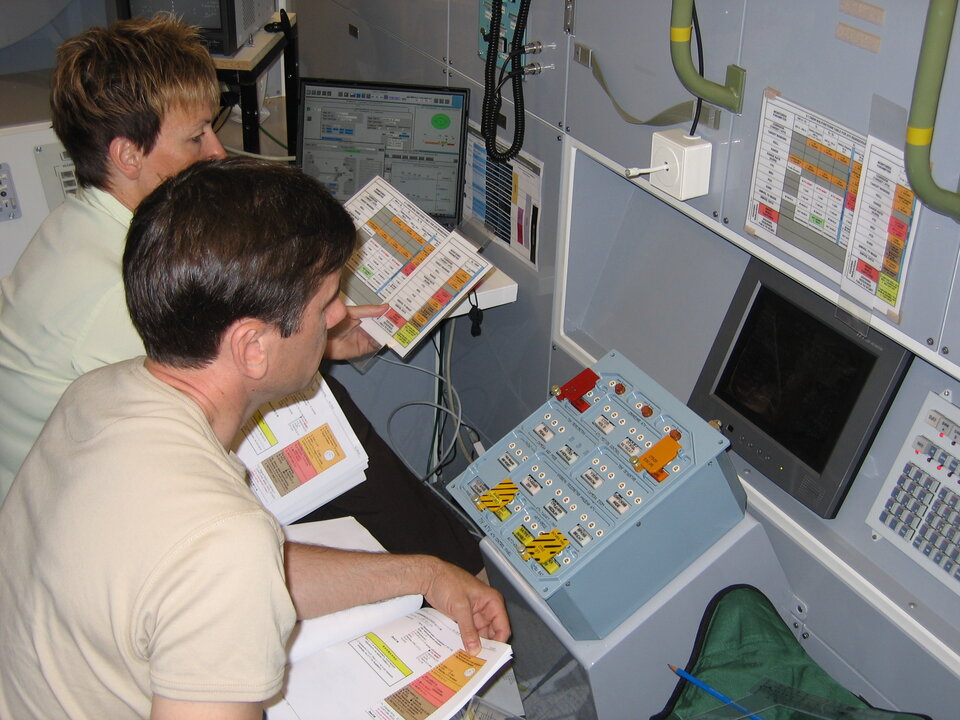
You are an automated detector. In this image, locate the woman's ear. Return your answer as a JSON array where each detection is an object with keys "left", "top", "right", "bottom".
[{"left": 107, "top": 136, "right": 144, "bottom": 181}]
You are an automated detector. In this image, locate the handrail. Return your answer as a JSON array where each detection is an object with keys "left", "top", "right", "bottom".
[
  {"left": 905, "top": 0, "right": 960, "bottom": 219},
  {"left": 669, "top": 0, "right": 745, "bottom": 115}
]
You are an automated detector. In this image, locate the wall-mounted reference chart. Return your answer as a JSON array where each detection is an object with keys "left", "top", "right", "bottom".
[
  {"left": 746, "top": 90, "right": 865, "bottom": 281},
  {"left": 746, "top": 90, "right": 919, "bottom": 317},
  {"left": 463, "top": 128, "right": 542, "bottom": 267},
  {"left": 342, "top": 176, "right": 493, "bottom": 358},
  {"left": 841, "top": 135, "right": 920, "bottom": 318}
]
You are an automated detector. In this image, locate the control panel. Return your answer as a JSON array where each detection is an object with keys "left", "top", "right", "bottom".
[
  {"left": 447, "top": 350, "right": 746, "bottom": 640},
  {"left": 868, "top": 391, "right": 960, "bottom": 595},
  {"left": 0, "top": 163, "right": 22, "bottom": 222}
]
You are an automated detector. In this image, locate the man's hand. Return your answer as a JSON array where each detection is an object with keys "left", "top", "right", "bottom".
[
  {"left": 324, "top": 303, "right": 388, "bottom": 360},
  {"left": 419, "top": 558, "right": 511, "bottom": 655},
  {"left": 285, "top": 544, "right": 510, "bottom": 655}
]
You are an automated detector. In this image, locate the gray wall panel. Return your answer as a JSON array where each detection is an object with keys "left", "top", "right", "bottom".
[
  {"left": 442, "top": 115, "right": 563, "bottom": 475},
  {"left": 563, "top": 0, "right": 743, "bottom": 210},
  {"left": 448, "top": 0, "right": 567, "bottom": 127},
  {"left": 298, "top": 0, "right": 448, "bottom": 85},
  {"left": 561, "top": 149, "right": 749, "bottom": 401},
  {"left": 323, "top": 0, "right": 448, "bottom": 65},
  {"left": 720, "top": 0, "right": 960, "bottom": 358}
]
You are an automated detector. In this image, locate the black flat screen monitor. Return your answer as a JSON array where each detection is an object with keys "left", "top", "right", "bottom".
[
  {"left": 296, "top": 78, "right": 470, "bottom": 229},
  {"left": 688, "top": 259, "right": 911, "bottom": 518}
]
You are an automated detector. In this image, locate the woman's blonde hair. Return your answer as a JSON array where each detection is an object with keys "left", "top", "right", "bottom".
[{"left": 51, "top": 15, "right": 220, "bottom": 190}]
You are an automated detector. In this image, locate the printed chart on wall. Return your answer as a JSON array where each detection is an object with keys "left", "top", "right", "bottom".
[
  {"left": 745, "top": 90, "right": 920, "bottom": 317},
  {"left": 463, "top": 128, "right": 542, "bottom": 267},
  {"left": 342, "top": 176, "right": 493, "bottom": 358},
  {"left": 840, "top": 134, "right": 920, "bottom": 318}
]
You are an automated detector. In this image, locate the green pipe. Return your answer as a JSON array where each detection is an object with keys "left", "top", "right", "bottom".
[
  {"left": 670, "top": 0, "right": 745, "bottom": 115},
  {"left": 906, "top": 0, "right": 960, "bottom": 219}
]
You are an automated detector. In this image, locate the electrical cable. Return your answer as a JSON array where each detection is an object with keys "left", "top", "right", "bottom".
[
  {"left": 258, "top": 123, "right": 288, "bottom": 151},
  {"left": 387, "top": 400, "right": 462, "bottom": 480},
  {"left": 581, "top": 48, "right": 694, "bottom": 127},
  {"left": 496, "top": 45, "right": 525, "bottom": 93},
  {"left": 480, "top": 0, "right": 505, "bottom": 144},
  {"left": 688, "top": 1, "right": 705, "bottom": 136},
  {"left": 441, "top": 321, "right": 478, "bottom": 464},
  {"left": 427, "top": 333, "right": 445, "bottom": 474},
  {"left": 376, "top": 354, "right": 470, "bottom": 482},
  {"left": 368, "top": 333, "right": 488, "bottom": 542},
  {"left": 429, "top": 325, "right": 457, "bottom": 481},
  {"left": 213, "top": 102, "right": 234, "bottom": 134},
  {"left": 480, "top": 0, "right": 533, "bottom": 163},
  {"left": 223, "top": 145, "right": 295, "bottom": 162}
]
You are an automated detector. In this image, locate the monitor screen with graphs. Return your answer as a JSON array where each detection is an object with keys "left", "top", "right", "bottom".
[{"left": 296, "top": 78, "right": 470, "bottom": 229}]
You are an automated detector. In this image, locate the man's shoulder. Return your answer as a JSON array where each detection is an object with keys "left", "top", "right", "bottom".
[
  {"left": 65, "top": 357, "right": 144, "bottom": 394},
  {"left": 54, "top": 359, "right": 208, "bottom": 451},
  {"left": 38, "top": 359, "right": 256, "bottom": 520}
]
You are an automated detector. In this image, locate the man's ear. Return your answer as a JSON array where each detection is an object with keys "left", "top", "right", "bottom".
[
  {"left": 228, "top": 318, "right": 271, "bottom": 381},
  {"left": 107, "top": 136, "right": 144, "bottom": 181}
]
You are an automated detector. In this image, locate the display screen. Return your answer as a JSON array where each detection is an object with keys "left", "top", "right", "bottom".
[
  {"left": 297, "top": 79, "right": 470, "bottom": 229},
  {"left": 689, "top": 258, "right": 911, "bottom": 518},
  {"left": 715, "top": 286, "right": 875, "bottom": 473},
  {"left": 128, "top": 0, "right": 222, "bottom": 29}
]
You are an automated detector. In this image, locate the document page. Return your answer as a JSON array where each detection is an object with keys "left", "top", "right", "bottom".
[
  {"left": 235, "top": 373, "right": 368, "bottom": 524},
  {"left": 270, "top": 607, "right": 511, "bottom": 720},
  {"left": 342, "top": 176, "right": 493, "bottom": 358}
]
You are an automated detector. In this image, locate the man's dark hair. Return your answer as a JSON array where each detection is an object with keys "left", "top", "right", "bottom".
[{"left": 124, "top": 157, "right": 356, "bottom": 367}]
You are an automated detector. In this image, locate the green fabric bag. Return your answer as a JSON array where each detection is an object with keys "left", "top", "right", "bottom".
[{"left": 650, "top": 584, "right": 932, "bottom": 720}]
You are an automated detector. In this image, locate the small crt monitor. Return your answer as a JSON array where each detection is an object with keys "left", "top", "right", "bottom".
[
  {"left": 688, "top": 259, "right": 911, "bottom": 518},
  {"left": 296, "top": 78, "right": 470, "bottom": 230}
]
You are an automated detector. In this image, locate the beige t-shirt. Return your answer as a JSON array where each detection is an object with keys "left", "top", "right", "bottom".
[{"left": 0, "top": 358, "right": 296, "bottom": 719}]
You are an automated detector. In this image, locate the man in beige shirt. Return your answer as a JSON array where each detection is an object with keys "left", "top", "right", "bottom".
[{"left": 0, "top": 157, "right": 510, "bottom": 720}]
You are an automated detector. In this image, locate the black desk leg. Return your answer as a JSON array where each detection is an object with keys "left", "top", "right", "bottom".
[
  {"left": 283, "top": 23, "right": 299, "bottom": 154},
  {"left": 239, "top": 80, "right": 261, "bottom": 154}
]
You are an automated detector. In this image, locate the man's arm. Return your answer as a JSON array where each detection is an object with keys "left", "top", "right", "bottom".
[
  {"left": 284, "top": 542, "right": 511, "bottom": 654},
  {"left": 150, "top": 696, "right": 263, "bottom": 720}
]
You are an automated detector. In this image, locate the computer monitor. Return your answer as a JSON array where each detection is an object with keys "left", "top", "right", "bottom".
[
  {"left": 116, "top": 0, "right": 274, "bottom": 56},
  {"left": 296, "top": 78, "right": 470, "bottom": 229},
  {"left": 688, "top": 258, "right": 911, "bottom": 518}
]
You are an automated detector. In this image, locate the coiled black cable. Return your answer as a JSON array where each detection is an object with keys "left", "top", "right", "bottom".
[{"left": 481, "top": 0, "right": 533, "bottom": 163}]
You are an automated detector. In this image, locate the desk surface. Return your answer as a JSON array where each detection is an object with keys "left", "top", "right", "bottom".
[{"left": 211, "top": 12, "right": 297, "bottom": 72}]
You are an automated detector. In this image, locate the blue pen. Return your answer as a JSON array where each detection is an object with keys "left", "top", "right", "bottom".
[{"left": 668, "top": 664, "right": 766, "bottom": 720}]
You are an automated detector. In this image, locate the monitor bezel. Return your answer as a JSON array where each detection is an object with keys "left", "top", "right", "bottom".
[
  {"left": 688, "top": 258, "right": 911, "bottom": 518},
  {"left": 296, "top": 77, "right": 470, "bottom": 230}
]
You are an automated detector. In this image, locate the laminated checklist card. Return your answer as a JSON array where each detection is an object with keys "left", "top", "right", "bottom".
[{"left": 342, "top": 176, "right": 494, "bottom": 359}]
